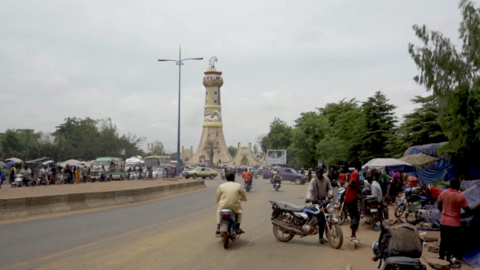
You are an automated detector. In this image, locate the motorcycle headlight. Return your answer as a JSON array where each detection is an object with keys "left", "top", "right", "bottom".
[
  {"left": 372, "top": 241, "right": 379, "bottom": 255},
  {"left": 326, "top": 203, "right": 335, "bottom": 213}
]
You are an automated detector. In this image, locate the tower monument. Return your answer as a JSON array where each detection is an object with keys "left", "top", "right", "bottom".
[{"left": 189, "top": 57, "right": 232, "bottom": 165}]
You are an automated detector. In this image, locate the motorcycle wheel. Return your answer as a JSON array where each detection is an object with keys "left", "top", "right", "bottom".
[
  {"left": 326, "top": 223, "right": 343, "bottom": 249},
  {"left": 222, "top": 232, "right": 229, "bottom": 249},
  {"left": 272, "top": 213, "right": 295, "bottom": 242},
  {"left": 275, "top": 186, "right": 279, "bottom": 191},
  {"left": 395, "top": 205, "right": 405, "bottom": 218},
  {"left": 336, "top": 210, "right": 346, "bottom": 225}
]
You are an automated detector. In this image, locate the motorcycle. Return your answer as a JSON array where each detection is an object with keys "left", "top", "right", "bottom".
[
  {"left": 220, "top": 171, "right": 226, "bottom": 180},
  {"left": 12, "top": 174, "right": 34, "bottom": 187},
  {"left": 216, "top": 209, "right": 242, "bottom": 249},
  {"left": 404, "top": 192, "right": 435, "bottom": 222},
  {"left": 361, "top": 185, "right": 383, "bottom": 231},
  {"left": 244, "top": 180, "right": 252, "bottom": 192},
  {"left": 333, "top": 187, "right": 348, "bottom": 225},
  {"left": 395, "top": 187, "right": 414, "bottom": 218},
  {"left": 37, "top": 171, "right": 49, "bottom": 186},
  {"left": 372, "top": 221, "right": 426, "bottom": 270},
  {"left": 273, "top": 180, "right": 281, "bottom": 191},
  {"left": 270, "top": 200, "right": 343, "bottom": 249}
]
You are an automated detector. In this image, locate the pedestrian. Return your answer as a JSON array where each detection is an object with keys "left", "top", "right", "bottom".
[
  {"left": 305, "top": 168, "right": 332, "bottom": 244},
  {"left": 82, "top": 166, "right": 89, "bottom": 183},
  {"left": 373, "top": 169, "right": 390, "bottom": 220},
  {"left": 344, "top": 167, "right": 361, "bottom": 244},
  {"left": 438, "top": 179, "right": 471, "bottom": 267},
  {"left": 100, "top": 165, "right": 106, "bottom": 182},
  {"left": 75, "top": 167, "right": 81, "bottom": 184},
  {"left": 338, "top": 170, "right": 347, "bottom": 188},
  {"left": 0, "top": 167, "right": 6, "bottom": 188},
  {"left": 9, "top": 165, "right": 16, "bottom": 184}
]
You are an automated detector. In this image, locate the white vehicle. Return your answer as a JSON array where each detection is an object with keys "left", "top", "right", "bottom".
[{"left": 126, "top": 156, "right": 146, "bottom": 175}]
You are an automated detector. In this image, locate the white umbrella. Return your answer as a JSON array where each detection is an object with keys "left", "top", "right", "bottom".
[
  {"left": 59, "top": 159, "right": 81, "bottom": 168},
  {"left": 5, "top": 157, "right": 23, "bottom": 163},
  {"left": 362, "top": 158, "right": 415, "bottom": 172}
]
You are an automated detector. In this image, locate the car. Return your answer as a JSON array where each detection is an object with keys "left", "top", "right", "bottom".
[
  {"left": 184, "top": 167, "right": 218, "bottom": 179},
  {"left": 263, "top": 167, "right": 307, "bottom": 185}
]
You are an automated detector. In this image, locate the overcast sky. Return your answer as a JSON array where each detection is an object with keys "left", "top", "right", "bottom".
[{"left": 0, "top": 0, "right": 472, "bottom": 153}]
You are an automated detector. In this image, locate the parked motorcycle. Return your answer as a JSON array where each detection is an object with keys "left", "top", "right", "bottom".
[
  {"left": 216, "top": 209, "right": 242, "bottom": 249},
  {"left": 37, "top": 171, "right": 49, "bottom": 186},
  {"left": 270, "top": 200, "right": 343, "bottom": 249},
  {"left": 395, "top": 187, "right": 414, "bottom": 218},
  {"left": 333, "top": 187, "right": 348, "bottom": 225},
  {"left": 404, "top": 193, "right": 435, "bottom": 222},
  {"left": 372, "top": 221, "right": 425, "bottom": 270},
  {"left": 11, "top": 174, "right": 34, "bottom": 187},
  {"left": 361, "top": 185, "right": 383, "bottom": 231}
]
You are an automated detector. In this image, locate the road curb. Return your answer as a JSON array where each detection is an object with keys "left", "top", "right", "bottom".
[{"left": 0, "top": 180, "right": 206, "bottom": 221}]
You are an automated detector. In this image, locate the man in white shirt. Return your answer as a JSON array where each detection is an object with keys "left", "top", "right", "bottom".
[{"left": 362, "top": 171, "right": 384, "bottom": 218}]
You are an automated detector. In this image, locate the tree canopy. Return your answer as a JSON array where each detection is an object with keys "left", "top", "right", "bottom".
[{"left": 408, "top": 0, "right": 480, "bottom": 164}]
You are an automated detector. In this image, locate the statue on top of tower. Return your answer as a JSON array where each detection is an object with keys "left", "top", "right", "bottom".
[{"left": 209, "top": 56, "right": 218, "bottom": 68}]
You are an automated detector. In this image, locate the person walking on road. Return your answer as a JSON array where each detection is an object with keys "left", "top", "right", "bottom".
[
  {"left": 305, "top": 168, "right": 332, "bottom": 244},
  {"left": 344, "top": 167, "right": 361, "bottom": 244},
  {"left": 215, "top": 172, "right": 247, "bottom": 236},
  {"left": 438, "top": 179, "right": 471, "bottom": 267}
]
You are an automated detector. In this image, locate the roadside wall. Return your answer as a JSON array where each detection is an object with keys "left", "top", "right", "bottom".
[{"left": 0, "top": 180, "right": 206, "bottom": 220}]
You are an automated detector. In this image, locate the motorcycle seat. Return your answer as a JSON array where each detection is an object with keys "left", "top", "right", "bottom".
[{"left": 274, "top": 201, "right": 305, "bottom": 212}]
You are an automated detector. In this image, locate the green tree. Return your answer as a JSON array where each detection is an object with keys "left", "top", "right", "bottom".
[
  {"left": 256, "top": 135, "right": 269, "bottom": 154},
  {"left": 290, "top": 112, "right": 329, "bottom": 166},
  {"left": 395, "top": 95, "right": 447, "bottom": 151},
  {"left": 1, "top": 130, "right": 23, "bottom": 158},
  {"left": 266, "top": 118, "right": 293, "bottom": 149},
  {"left": 150, "top": 140, "right": 166, "bottom": 156},
  {"left": 360, "top": 91, "right": 397, "bottom": 162},
  {"left": 228, "top": 146, "right": 238, "bottom": 157},
  {"left": 408, "top": 0, "right": 480, "bottom": 162}
]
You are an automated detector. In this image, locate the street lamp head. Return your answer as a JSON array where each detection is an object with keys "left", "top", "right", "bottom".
[{"left": 181, "top": 57, "right": 203, "bottom": 61}]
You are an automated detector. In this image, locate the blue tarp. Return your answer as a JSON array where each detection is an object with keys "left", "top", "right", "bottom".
[
  {"left": 460, "top": 181, "right": 480, "bottom": 268},
  {"left": 414, "top": 159, "right": 455, "bottom": 184}
]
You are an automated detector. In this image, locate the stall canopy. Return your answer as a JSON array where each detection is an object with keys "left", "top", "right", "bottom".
[
  {"left": 58, "top": 159, "right": 81, "bottom": 168},
  {"left": 362, "top": 158, "right": 416, "bottom": 172},
  {"left": 399, "top": 154, "right": 439, "bottom": 168},
  {"left": 4, "top": 157, "right": 23, "bottom": 164}
]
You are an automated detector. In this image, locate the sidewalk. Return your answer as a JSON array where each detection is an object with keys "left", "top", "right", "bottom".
[{"left": 0, "top": 178, "right": 197, "bottom": 199}]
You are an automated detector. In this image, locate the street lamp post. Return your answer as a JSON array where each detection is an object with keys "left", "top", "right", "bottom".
[{"left": 158, "top": 46, "right": 202, "bottom": 177}]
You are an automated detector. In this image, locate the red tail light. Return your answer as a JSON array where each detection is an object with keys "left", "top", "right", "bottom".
[{"left": 221, "top": 213, "right": 231, "bottom": 219}]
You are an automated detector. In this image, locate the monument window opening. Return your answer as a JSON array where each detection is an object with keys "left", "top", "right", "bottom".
[
  {"left": 214, "top": 91, "right": 217, "bottom": 94},
  {"left": 214, "top": 100, "right": 217, "bottom": 103}
]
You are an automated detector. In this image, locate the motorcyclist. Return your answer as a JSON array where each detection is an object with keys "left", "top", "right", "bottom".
[
  {"left": 39, "top": 165, "right": 48, "bottom": 185},
  {"left": 305, "top": 167, "right": 333, "bottom": 244},
  {"left": 215, "top": 172, "right": 247, "bottom": 236},
  {"left": 273, "top": 169, "right": 282, "bottom": 187},
  {"left": 19, "top": 165, "right": 32, "bottom": 186},
  {"left": 242, "top": 169, "right": 252, "bottom": 187}
]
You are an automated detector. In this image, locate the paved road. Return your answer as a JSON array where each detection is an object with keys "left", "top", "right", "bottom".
[{"left": 0, "top": 176, "right": 392, "bottom": 270}]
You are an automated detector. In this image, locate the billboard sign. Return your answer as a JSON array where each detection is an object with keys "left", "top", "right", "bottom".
[{"left": 266, "top": 150, "right": 287, "bottom": 165}]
